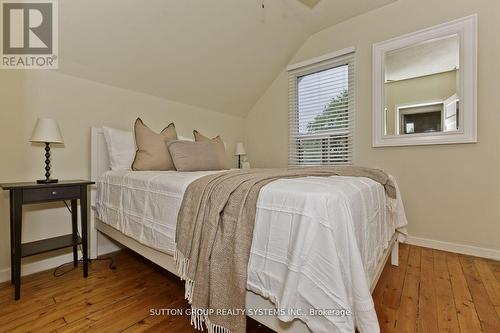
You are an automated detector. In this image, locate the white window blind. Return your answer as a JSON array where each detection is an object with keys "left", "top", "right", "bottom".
[{"left": 288, "top": 51, "right": 355, "bottom": 166}]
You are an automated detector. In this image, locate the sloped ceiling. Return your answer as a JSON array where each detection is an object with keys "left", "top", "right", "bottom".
[{"left": 59, "top": 0, "right": 396, "bottom": 117}]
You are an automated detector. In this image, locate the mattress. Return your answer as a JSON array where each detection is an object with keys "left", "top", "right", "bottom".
[{"left": 95, "top": 170, "right": 408, "bottom": 333}]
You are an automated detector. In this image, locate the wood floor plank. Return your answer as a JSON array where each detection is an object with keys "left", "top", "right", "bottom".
[
  {"left": 32, "top": 318, "right": 68, "bottom": 333},
  {"left": 6, "top": 279, "right": 150, "bottom": 332},
  {"left": 433, "top": 250, "right": 460, "bottom": 333},
  {"left": 418, "top": 248, "right": 439, "bottom": 332},
  {"left": 0, "top": 255, "right": 140, "bottom": 307},
  {"left": 53, "top": 260, "right": 153, "bottom": 304},
  {"left": 56, "top": 318, "right": 96, "bottom": 333},
  {"left": 62, "top": 273, "right": 168, "bottom": 325},
  {"left": 372, "top": 263, "right": 390, "bottom": 303},
  {"left": 382, "top": 242, "right": 410, "bottom": 309},
  {"left": 373, "top": 262, "right": 394, "bottom": 332},
  {"left": 0, "top": 267, "right": 157, "bottom": 332},
  {"left": 476, "top": 259, "right": 500, "bottom": 318},
  {"left": 394, "top": 245, "right": 421, "bottom": 333},
  {"left": 447, "top": 253, "right": 483, "bottom": 333},
  {"left": 86, "top": 290, "right": 173, "bottom": 332},
  {"left": 459, "top": 255, "right": 500, "bottom": 333},
  {"left": 374, "top": 242, "right": 409, "bottom": 333},
  {"left": 474, "top": 259, "right": 500, "bottom": 307},
  {"left": 0, "top": 261, "right": 146, "bottom": 322},
  {"left": 0, "top": 294, "right": 55, "bottom": 324},
  {"left": 376, "top": 300, "right": 398, "bottom": 333},
  {"left": 120, "top": 299, "right": 190, "bottom": 333}
]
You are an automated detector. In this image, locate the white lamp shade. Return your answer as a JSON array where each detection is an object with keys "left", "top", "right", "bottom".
[
  {"left": 234, "top": 142, "right": 246, "bottom": 156},
  {"left": 29, "top": 118, "right": 64, "bottom": 143}
]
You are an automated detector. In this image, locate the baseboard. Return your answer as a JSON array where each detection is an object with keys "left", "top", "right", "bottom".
[
  {"left": 405, "top": 236, "right": 500, "bottom": 260},
  {"left": 0, "top": 251, "right": 81, "bottom": 284}
]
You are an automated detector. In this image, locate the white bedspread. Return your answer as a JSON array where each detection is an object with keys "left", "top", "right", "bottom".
[{"left": 95, "top": 170, "right": 407, "bottom": 333}]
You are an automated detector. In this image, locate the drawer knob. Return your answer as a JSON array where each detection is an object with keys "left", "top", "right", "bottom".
[{"left": 52, "top": 191, "right": 57, "bottom": 195}]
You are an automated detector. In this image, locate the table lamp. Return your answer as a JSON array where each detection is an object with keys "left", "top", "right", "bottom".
[
  {"left": 29, "top": 118, "right": 64, "bottom": 184},
  {"left": 234, "top": 142, "right": 246, "bottom": 169}
]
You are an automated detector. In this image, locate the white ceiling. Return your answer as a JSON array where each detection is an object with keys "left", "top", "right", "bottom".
[
  {"left": 59, "top": 0, "right": 396, "bottom": 116},
  {"left": 385, "top": 35, "right": 460, "bottom": 82}
]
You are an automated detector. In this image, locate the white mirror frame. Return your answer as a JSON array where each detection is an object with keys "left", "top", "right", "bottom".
[{"left": 372, "top": 15, "right": 477, "bottom": 147}]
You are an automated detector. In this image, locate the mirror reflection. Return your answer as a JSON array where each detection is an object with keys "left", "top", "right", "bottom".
[{"left": 384, "top": 34, "right": 460, "bottom": 136}]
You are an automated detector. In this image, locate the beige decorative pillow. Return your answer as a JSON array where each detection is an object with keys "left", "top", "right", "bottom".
[
  {"left": 193, "top": 130, "right": 229, "bottom": 169},
  {"left": 168, "top": 141, "right": 227, "bottom": 172},
  {"left": 132, "top": 118, "right": 178, "bottom": 171}
]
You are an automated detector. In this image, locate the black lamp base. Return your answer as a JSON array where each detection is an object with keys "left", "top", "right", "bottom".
[
  {"left": 37, "top": 179, "right": 58, "bottom": 184},
  {"left": 37, "top": 142, "right": 58, "bottom": 184}
]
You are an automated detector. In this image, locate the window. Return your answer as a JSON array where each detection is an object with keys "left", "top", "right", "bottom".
[{"left": 288, "top": 50, "right": 355, "bottom": 166}]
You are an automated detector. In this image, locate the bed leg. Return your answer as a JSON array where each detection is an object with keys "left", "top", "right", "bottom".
[
  {"left": 391, "top": 239, "right": 399, "bottom": 266},
  {"left": 89, "top": 189, "right": 98, "bottom": 259}
]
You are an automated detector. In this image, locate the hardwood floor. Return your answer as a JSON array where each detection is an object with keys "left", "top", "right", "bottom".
[
  {"left": 0, "top": 244, "right": 498, "bottom": 332},
  {"left": 373, "top": 243, "right": 500, "bottom": 333},
  {"left": 0, "top": 250, "right": 272, "bottom": 333}
]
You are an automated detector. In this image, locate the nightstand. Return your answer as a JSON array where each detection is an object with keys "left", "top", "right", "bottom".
[{"left": 0, "top": 180, "right": 95, "bottom": 300}]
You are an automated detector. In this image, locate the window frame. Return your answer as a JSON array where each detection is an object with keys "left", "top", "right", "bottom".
[{"left": 288, "top": 48, "right": 356, "bottom": 166}]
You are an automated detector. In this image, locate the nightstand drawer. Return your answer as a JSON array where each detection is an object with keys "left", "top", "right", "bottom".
[{"left": 23, "top": 186, "right": 81, "bottom": 203}]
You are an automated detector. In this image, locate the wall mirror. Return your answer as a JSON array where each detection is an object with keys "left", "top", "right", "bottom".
[{"left": 372, "top": 15, "right": 477, "bottom": 147}]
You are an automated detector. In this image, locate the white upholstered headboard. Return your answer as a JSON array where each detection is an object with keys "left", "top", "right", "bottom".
[{"left": 90, "top": 127, "right": 111, "bottom": 183}]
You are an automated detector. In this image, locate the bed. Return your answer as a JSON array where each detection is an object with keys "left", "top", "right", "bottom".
[{"left": 89, "top": 127, "right": 408, "bottom": 333}]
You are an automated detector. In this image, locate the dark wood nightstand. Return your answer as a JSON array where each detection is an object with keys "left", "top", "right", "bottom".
[{"left": 0, "top": 180, "right": 95, "bottom": 300}]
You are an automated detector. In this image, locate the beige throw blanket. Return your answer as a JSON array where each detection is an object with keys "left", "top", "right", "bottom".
[{"left": 175, "top": 167, "right": 396, "bottom": 333}]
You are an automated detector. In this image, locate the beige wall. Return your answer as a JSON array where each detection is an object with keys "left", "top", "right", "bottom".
[
  {"left": 0, "top": 70, "right": 244, "bottom": 275},
  {"left": 385, "top": 70, "right": 457, "bottom": 135},
  {"left": 245, "top": 0, "right": 500, "bottom": 251}
]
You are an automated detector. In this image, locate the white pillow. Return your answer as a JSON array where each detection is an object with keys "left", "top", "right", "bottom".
[
  {"left": 178, "top": 135, "right": 194, "bottom": 141},
  {"left": 103, "top": 127, "right": 136, "bottom": 171}
]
